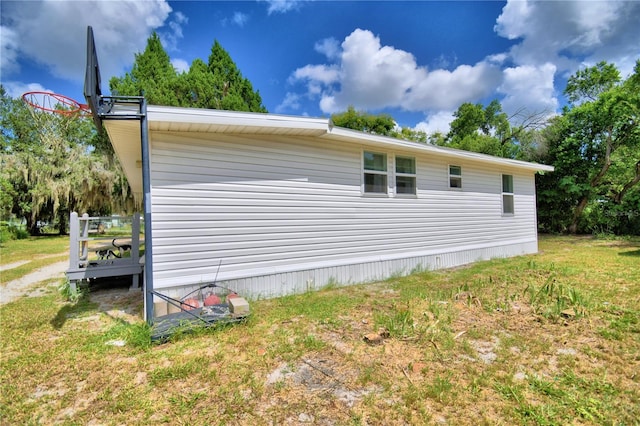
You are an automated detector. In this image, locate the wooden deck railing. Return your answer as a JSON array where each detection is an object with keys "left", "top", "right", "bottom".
[{"left": 66, "top": 212, "right": 144, "bottom": 292}]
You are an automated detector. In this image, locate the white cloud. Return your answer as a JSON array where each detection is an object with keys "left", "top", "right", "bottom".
[
  {"left": 3, "top": 82, "right": 50, "bottom": 99},
  {"left": 278, "top": 1, "right": 638, "bottom": 126},
  {"left": 319, "top": 96, "right": 337, "bottom": 114},
  {"left": 495, "top": 0, "right": 640, "bottom": 76},
  {"left": 288, "top": 29, "right": 503, "bottom": 114},
  {"left": 432, "top": 53, "right": 459, "bottom": 70},
  {"left": 314, "top": 37, "right": 340, "bottom": 60},
  {"left": 498, "top": 63, "right": 558, "bottom": 119},
  {"left": 489, "top": 0, "right": 640, "bottom": 121},
  {"left": 333, "top": 29, "right": 421, "bottom": 111},
  {"left": 174, "top": 11, "right": 188, "bottom": 25},
  {"left": 0, "top": 26, "right": 19, "bottom": 76},
  {"left": 1, "top": 0, "right": 172, "bottom": 85},
  {"left": 233, "top": 12, "right": 249, "bottom": 27},
  {"left": 261, "top": 0, "right": 307, "bottom": 15},
  {"left": 161, "top": 11, "right": 188, "bottom": 51},
  {"left": 291, "top": 64, "right": 341, "bottom": 86},
  {"left": 171, "top": 59, "right": 189, "bottom": 74},
  {"left": 402, "top": 62, "right": 502, "bottom": 112},
  {"left": 221, "top": 11, "right": 249, "bottom": 28},
  {"left": 494, "top": 0, "right": 532, "bottom": 40},
  {"left": 486, "top": 53, "right": 508, "bottom": 66},
  {"left": 415, "top": 110, "right": 455, "bottom": 136},
  {"left": 275, "top": 92, "right": 302, "bottom": 113}
]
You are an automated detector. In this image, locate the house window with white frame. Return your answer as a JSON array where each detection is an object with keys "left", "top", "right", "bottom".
[
  {"left": 395, "top": 155, "right": 416, "bottom": 195},
  {"left": 502, "top": 174, "right": 514, "bottom": 214},
  {"left": 449, "top": 165, "right": 462, "bottom": 189},
  {"left": 363, "top": 151, "right": 388, "bottom": 194}
]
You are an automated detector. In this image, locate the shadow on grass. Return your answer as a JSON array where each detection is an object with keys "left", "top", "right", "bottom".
[
  {"left": 619, "top": 249, "right": 640, "bottom": 257},
  {"left": 50, "top": 294, "right": 98, "bottom": 329}
]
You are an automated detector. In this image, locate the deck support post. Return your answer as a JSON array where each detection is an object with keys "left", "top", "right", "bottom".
[
  {"left": 68, "top": 212, "right": 79, "bottom": 293},
  {"left": 130, "top": 212, "right": 141, "bottom": 290},
  {"left": 80, "top": 213, "right": 89, "bottom": 261}
]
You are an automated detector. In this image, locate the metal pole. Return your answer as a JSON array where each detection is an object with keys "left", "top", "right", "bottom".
[
  {"left": 139, "top": 95, "right": 155, "bottom": 325},
  {"left": 68, "top": 212, "right": 79, "bottom": 293}
]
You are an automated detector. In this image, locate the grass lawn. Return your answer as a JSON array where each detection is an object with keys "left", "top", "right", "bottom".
[
  {"left": 0, "top": 235, "right": 69, "bottom": 285},
  {"left": 0, "top": 235, "right": 638, "bottom": 424}
]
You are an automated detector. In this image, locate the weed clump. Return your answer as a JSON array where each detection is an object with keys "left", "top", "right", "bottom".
[{"left": 525, "top": 275, "right": 589, "bottom": 320}]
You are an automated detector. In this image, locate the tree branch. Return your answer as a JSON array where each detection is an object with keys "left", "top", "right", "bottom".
[
  {"left": 589, "top": 128, "right": 613, "bottom": 187},
  {"left": 614, "top": 160, "right": 640, "bottom": 204}
]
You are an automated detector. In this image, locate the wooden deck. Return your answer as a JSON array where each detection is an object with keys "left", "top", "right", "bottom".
[{"left": 66, "top": 212, "right": 144, "bottom": 292}]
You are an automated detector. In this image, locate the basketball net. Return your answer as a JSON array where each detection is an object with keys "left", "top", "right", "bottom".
[{"left": 21, "top": 92, "right": 92, "bottom": 138}]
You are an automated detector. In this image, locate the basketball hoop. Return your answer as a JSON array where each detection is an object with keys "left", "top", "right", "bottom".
[
  {"left": 22, "top": 91, "right": 93, "bottom": 137},
  {"left": 22, "top": 91, "right": 92, "bottom": 116}
]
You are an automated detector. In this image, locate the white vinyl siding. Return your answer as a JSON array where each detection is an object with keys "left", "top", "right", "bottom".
[{"left": 149, "top": 132, "right": 539, "bottom": 293}]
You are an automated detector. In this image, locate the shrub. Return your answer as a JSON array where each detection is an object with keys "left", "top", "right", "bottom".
[{"left": 0, "top": 222, "right": 28, "bottom": 242}]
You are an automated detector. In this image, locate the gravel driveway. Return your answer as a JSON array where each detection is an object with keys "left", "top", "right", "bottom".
[{"left": 0, "top": 260, "right": 68, "bottom": 305}]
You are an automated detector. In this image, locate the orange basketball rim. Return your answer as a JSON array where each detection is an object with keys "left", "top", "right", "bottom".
[{"left": 22, "top": 91, "right": 92, "bottom": 116}]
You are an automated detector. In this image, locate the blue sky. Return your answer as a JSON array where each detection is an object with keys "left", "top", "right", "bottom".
[{"left": 2, "top": 0, "right": 639, "bottom": 133}]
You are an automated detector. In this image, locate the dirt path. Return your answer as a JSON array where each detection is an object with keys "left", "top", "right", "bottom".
[
  {"left": 0, "top": 260, "right": 30, "bottom": 271},
  {"left": 0, "top": 260, "right": 68, "bottom": 305}
]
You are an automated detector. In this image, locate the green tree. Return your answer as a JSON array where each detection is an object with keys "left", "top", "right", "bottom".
[
  {"left": 110, "top": 36, "right": 267, "bottom": 112},
  {"left": 441, "top": 100, "right": 551, "bottom": 161},
  {"left": 0, "top": 88, "right": 133, "bottom": 234},
  {"left": 564, "top": 61, "right": 621, "bottom": 103},
  {"left": 442, "top": 100, "right": 515, "bottom": 158},
  {"left": 332, "top": 106, "right": 396, "bottom": 135},
  {"left": 207, "top": 41, "right": 267, "bottom": 112},
  {"left": 427, "top": 131, "right": 446, "bottom": 146},
  {"left": 178, "top": 59, "right": 217, "bottom": 108},
  {"left": 390, "top": 126, "right": 427, "bottom": 143},
  {"left": 331, "top": 106, "right": 426, "bottom": 143},
  {"left": 537, "top": 61, "right": 640, "bottom": 234},
  {"left": 448, "top": 102, "right": 487, "bottom": 140},
  {"left": 109, "top": 32, "right": 180, "bottom": 105}
]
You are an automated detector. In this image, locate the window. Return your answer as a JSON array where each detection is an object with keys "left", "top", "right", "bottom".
[
  {"left": 449, "top": 165, "right": 462, "bottom": 189},
  {"left": 396, "top": 156, "right": 416, "bottom": 195},
  {"left": 363, "top": 151, "right": 388, "bottom": 194},
  {"left": 502, "top": 174, "right": 514, "bottom": 214}
]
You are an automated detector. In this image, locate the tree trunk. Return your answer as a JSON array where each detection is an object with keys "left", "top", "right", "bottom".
[
  {"left": 29, "top": 222, "right": 40, "bottom": 236},
  {"left": 569, "top": 131, "right": 615, "bottom": 234},
  {"left": 57, "top": 210, "right": 69, "bottom": 235},
  {"left": 569, "top": 196, "right": 590, "bottom": 234},
  {"left": 590, "top": 132, "right": 613, "bottom": 187}
]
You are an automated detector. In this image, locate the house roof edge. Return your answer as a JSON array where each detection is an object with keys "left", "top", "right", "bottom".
[{"left": 144, "top": 105, "right": 554, "bottom": 172}]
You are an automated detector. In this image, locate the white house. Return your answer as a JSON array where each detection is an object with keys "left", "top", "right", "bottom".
[{"left": 103, "top": 106, "right": 553, "bottom": 305}]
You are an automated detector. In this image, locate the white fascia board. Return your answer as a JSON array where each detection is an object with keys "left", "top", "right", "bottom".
[
  {"left": 146, "top": 105, "right": 328, "bottom": 133},
  {"left": 325, "top": 126, "right": 555, "bottom": 173},
  {"left": 117, "top": 104, "right": 553, "bottom": 173}
]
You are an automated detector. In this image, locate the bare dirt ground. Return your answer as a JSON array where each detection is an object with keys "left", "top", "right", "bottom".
[{"left": 0, "top": 260, "right": 69, "bottom": 305}]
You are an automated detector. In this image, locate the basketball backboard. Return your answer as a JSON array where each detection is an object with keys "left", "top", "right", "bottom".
[{"left": 84, "top": 26, "right": 103, "bottom": 131}]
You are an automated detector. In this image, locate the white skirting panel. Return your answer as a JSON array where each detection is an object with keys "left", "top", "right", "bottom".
[{"left": 155, "top": 240, "right": 538, "bottom": 301}]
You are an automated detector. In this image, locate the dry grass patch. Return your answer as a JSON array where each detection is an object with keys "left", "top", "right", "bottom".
[{"left": 1, "top": 235, "right": 639, "bottom": 424}]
